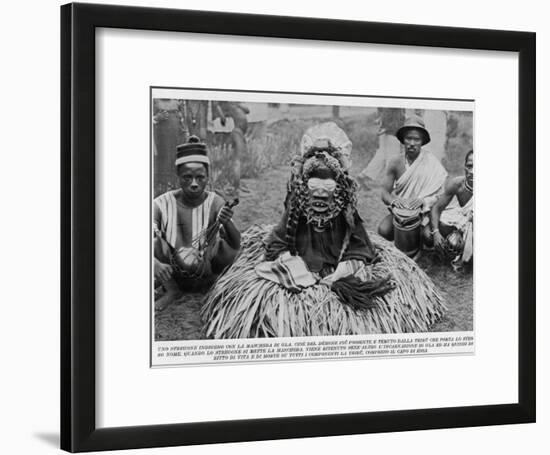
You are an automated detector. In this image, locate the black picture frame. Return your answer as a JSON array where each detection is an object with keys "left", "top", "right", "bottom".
[{"left": 61, "top": 2, "right": 536, "bottom": 452}]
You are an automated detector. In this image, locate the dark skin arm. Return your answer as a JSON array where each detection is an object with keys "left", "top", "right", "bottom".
[
  {"left": 430, "top": 177, "right": 462, "bottom": 248},
  {"left": 380, "top": 157, "right": 423, "bottom": 210},
  {"left": 154, "top": 257, "right": 172, "bottom": 282},
  {"left": 210, "top": 205, "right": 241, "bottom": 274},
  {"left": 380, "top": 157, "right": 399, "bottom": 206},
  {"left": 153, "top": 204, "right": 173, "bottom": 282},
  {"left": 217, "top": 206, "right": 241, "bottom": 249}
]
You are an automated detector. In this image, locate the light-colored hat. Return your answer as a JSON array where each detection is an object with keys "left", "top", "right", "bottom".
[
  {"left": 300, "top": 122, "right": 352, "bottom": 170},
  {"left": 396, "top": 115, "right": 431, "bottom": 145}
]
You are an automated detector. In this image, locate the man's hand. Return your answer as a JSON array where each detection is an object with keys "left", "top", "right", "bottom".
[
  {"left": 320, "top": 275, "right": 335, "bottom": 286},
  {"left": 217, "top": 205, "right": 234, "bottom": 226},
  {"left": 320, "top": 261, "right": 354, "bottom": 286},
  {"left": 433, "top": 231, "right": 445, "bottom": 251},
  {"left": 391, "top": 198, "right": 406, "bottom": 209},
  {"left": 407, "top": 198, "right": 424, "bottom": 210},
  {"left": 154, "top": 259, "right": 173, "bottom": 283}
]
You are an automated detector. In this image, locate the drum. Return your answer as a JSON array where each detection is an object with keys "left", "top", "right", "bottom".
[
  {"left": 392, "top": 206, "right": 422, "bottom": 257},
  {"left": 171, "top": 247, "right": 203, "bottom": 276},
  {"left": 443, "top": 230, "right": 464, "bottom": 259}
]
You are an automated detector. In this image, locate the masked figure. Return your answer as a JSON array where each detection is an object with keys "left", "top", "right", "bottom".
[
  {"left": 257, "top": 125, "right": 390, "bottom": 308},
  {"left": 202, "top": 123, "right": 446, "bottom": 339}
]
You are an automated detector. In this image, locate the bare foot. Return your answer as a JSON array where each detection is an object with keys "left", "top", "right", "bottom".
[
  {"left": 154, "top": 279, "right": 181, "bottom": 312},
  {"left": 155, "top": 293, "right": 173, "bottom": 312}
]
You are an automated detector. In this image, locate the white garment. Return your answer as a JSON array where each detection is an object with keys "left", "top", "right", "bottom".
[
  {"left": 441, "top": 194, "right": 473, "bottom": 263},
  {"left": 393, "top": 150, "right": 448, "bottom": 212}
]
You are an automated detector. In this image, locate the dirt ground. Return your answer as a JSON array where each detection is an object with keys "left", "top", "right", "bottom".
[{"left": 155, "top": 112, "right": 473, "bottom": 340}]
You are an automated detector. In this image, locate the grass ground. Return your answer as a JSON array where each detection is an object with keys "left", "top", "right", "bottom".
[{"left": 155, "top": 110, "right": 473, "bottom": 340}]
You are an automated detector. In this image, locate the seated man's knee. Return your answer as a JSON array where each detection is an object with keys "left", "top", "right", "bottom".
[
  {"left": 378, "top": 216, "right": 393, "bottom": 240},
  {"left": 377, "top": 223, "right": 387, "bottom": 238},
  {"left": 422, "top": 225, "right": 433, "bottom": 247},
  {"left": 211, "top": 245, "right": 238, "bottom": 274},
  {"left": 446, "top": 230, "right": 464, "bottom": 251}
]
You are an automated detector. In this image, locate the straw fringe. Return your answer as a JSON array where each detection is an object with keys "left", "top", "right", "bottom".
[{"left": 202, "top": 224, "right": 446, "bottom": 338}]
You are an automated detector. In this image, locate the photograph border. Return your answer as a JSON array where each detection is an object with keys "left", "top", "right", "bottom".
[
  {"left": 149, "top": 86, "right": 476, "bottom": 367},
  {"left": 61, "top": 2, "right": 536, "bottom": 452}
]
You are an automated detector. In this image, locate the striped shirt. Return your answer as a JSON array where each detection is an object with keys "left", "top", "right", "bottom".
[{"left": 153, "top": 190, "right": 225, "bottom": 250}]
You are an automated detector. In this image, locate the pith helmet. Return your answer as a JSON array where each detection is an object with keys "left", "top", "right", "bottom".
[{"left": 396, "top": 114, "right": 431, "bottom": 145}]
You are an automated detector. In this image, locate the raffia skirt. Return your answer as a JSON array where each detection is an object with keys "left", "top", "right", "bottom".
[{"left": 201, "top": 224, "right": 446, "bottom": 339}]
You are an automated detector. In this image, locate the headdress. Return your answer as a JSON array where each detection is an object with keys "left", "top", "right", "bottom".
[
  {"left": 284, "top": 122, "right": 358, "bottom": 259},
  {"left": 175, "top": 135, "right": 210, "bottom": 167},
  {"left": 300, "top": 122, "right": 352, "bottom": 170}
]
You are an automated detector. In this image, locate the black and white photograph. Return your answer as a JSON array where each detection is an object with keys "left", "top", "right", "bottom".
[
  {"left": 0, "top": 0, "right": 540, "bottom": 452},
  {"left": 151, "top": 88, "right": 474, "bottom": 365}
]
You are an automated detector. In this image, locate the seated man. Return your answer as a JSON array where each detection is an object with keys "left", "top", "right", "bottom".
[
  {"left": 153, "top": 136, "right": 241, "bottom": 309},
  {"left": 428, "top": 150, "right": 473, "bottom": 268},
  {"left": 256, "top": 123, "right": 392, "bottom": 310},
  {"left": 378, "top": 115, "right": 447, "bottom": 254}
]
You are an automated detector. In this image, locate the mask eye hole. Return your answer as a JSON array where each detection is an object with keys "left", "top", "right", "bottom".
[{"left": 307, "top": 178, "right": 336, "bottom": 192}]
